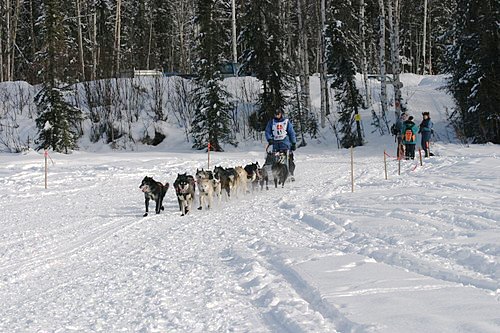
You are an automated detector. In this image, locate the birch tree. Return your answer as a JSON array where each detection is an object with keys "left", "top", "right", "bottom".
[
  {"left": 114, "top": 0, "right": 122, "bottom": 76},
  {"left": 2, "top": 0, "right": 23, "bottom": 81},
  {"left": 359, "top": 0, "right": 371, "bottom": 107},
  {"left": 388, "top": 0, "right": 403, "bottom": 119},
  {"left": 76, "top": 0, "right": 85, "bottom": 80},
  {"left": 319, "top": 0, "right": 329, "bottom": 128},
  {"left": 377, "top": 0, "right": 389, "bottom": 132}
]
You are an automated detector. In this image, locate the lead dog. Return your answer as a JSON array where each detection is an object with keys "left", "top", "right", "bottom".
[
  {"left": 195, "top": 168, "right": 216, "bottom": 210},
  {"left": 174, "top": 173, "right": 196, "bottom": 216},
  {"left": 139, "top": 176, "right": 169, "bottom": 217}
]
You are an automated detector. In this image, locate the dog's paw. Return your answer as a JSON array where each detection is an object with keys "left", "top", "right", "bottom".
[
  {"left": 198, "top": 206, "right": 202, "bottom": 210},
  {"left": 143, "top": 213, "right": 148, "bottom": 217}
]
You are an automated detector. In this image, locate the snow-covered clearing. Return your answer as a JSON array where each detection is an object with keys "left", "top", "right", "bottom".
[
  {"left": 1, "top": 74, "right": 499, "bottom": 332},
  {"left": 1, "top": 142, "right": 499, "bottom": 332}
]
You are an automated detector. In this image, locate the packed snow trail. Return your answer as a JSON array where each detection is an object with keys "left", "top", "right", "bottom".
[{"left": 0, "top": 144, "right": 499, "bottom": 332}]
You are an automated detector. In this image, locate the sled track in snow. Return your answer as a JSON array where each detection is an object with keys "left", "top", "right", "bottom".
[
  {"left": 0, "top": 215, "right": 144, "bottom": 284},
  {"left": 225, "top": 242, "right": 370, "bottom": 333},
  {"left": 279, "top": 154, "right": 500, "bottom": 294}
]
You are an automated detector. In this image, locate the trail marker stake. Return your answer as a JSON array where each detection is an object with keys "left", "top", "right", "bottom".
[
  {"left": 207, "top": 142, "right": 211, "bottom": 169},
  {"left": 350, "top": 146, "right": 354, "bottom": 192},
  {"left": 44, "top": 150, "right": 48, "bottom": 189},
  {"left": 384, "top": 150, "right": 388, "bottom": 180}
]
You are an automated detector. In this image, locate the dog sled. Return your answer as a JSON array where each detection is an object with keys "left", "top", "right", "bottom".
[{"left": 262, "top": 145, "right": 295, "bottom": 189}]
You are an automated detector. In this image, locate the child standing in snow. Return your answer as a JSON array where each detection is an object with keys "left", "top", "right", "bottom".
[{"left": 402, "top": 116, "right": 418, "bottom": 160}]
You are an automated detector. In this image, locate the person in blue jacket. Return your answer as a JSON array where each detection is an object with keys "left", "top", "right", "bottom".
[
  {"left": 419, "top": 112, "right": 433, "bottom": 157},
  {"left": 394, "top": 112, "right": 408, "bottom": 158},
  {"left": 265, "top": 110, "right": 297, "bottom": 179},
  {"left": 402, "top": 116, "right": 418, "bottom": 160}
]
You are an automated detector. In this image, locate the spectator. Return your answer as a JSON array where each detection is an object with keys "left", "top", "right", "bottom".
[
  {"left": 419, "top": 112, "right": 433, "bottom": 157},
  {"left": 402, "top": 116, "right": 418, "bottom": 160}
]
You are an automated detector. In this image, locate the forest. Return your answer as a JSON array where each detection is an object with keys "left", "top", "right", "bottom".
[{"left": 0, "top": 0, "right": 498, "bottom": 152}]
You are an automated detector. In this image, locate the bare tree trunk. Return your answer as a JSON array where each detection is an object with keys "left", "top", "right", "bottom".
[
  {"left": 319, "top": 0, "right": 329, "bottom": 128},
  {"left": 284, "top": 0, "right": 293, "bottom": 61},
  {"left": 171, "top": 0, "right": 193, "bottom": 73},
  {"left": 231, "top": 0, "right": 237, "bottom": 64},
  {"left": 297, "top": 0, "right": 311, "bottom": 114},
  {"left": 303, "top": 5, "right": 311, "bottom": 115},
  {"left": 114, "top": 0, "right": 122, "bottom": 76},
  {"left": 6, "top": 0, "right": 11, "bottom": 81},
  {"left": 428, "top": 10, "right": 432, "bottom": 74},
  {"left": 146, "top": 8, "right": 153, "bottom": 70},
  {"left": 9, "top": 0, "right": 22, "bottom": 80},
  {"left": 378, "top": 0, "right": 388, "bottom": 122},
  {"left": 179, "top": 1, "right": 185, "bottom": 72},
  {"left": 76, "top": 0, "right": 85, "bottom": 81},
  {"left": 0, "top": 19, "right": 3, "bottom": 81},
  {"left": 388, "top": 0, "right": 402, "bottom": 119},
  {"left": 360, "top": 0, "right": 371, "bottom": 107},
  {"left": 92, "top": 12, "right": 97, "bottom": 81},
  {"left": 422, "top": 0, "right": 428, "bottom": 74},
  {"left": 296, "top": 0, "right": 308, "bottom": 145}
]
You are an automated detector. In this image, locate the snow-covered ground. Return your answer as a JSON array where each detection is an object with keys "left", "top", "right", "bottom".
[
  {"left": 1, "top": 75, "right": 499, "bottom": 332},
  {"left": 1, "top": 142, "right": 499, "bottom": 332}
]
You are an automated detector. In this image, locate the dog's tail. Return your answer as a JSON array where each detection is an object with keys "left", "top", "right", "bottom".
[{"left": 163, "top": 182, "right": 170, "bottom": 192}]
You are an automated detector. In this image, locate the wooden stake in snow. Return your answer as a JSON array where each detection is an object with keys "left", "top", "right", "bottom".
[
  {"left": 384, "top": 150, "right": 388, "bottom": 180},
  {"left": 44, "top": 149, "right": 48, "bottom": 189},
  {"left": 351, "top": 146, "right": 354, "bottom": 192},
  {"left": 419, "top": 146, "right": 423, "bottom": 166},
  {"left": 207, "top": 142, "right": 211, "bottom": 169}
]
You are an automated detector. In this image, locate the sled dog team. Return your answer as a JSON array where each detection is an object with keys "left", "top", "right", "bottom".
[{"left": 139, "top": 151, "right": 295, "bottom": 217}]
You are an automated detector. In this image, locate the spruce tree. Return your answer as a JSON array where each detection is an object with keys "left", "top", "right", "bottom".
[
  {"left": 327, "top": 4, "right": 364, "bottom": 148},
  {"left": 240, "top": 0, "right": 288, "bottom": 131},
  {"left": 445, "top": 0, "right": 499, "bottom": 143},
  {"left": 191, "top": 0, "right": 236, "bottom": 152},
  {"left": 34, "top": 0, "right": 82, "bottom": 153},
  {"left": 35, "top": 86, "right": 82, "bottom": 153}
]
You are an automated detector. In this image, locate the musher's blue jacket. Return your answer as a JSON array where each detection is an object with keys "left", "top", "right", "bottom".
[{"left": 265, "top": 116, "right": 297, "bottom": 151}]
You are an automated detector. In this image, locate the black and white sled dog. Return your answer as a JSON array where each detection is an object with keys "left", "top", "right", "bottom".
[
  {"left": 272, "top": 151, "right": 289, "bottom": 188},
  {"left": 195, "top": 168, "right": 217, "bottom": 210},
  {"left": 174, "top": 173, "right": 196, "bottom": 216},
  {"left": 261, "top": 151, "right": 289, "bottom": 189},
  {"left": 139, "top": 176, "right": 169, "bottom": 217},
  {"left": 244, "top": 162, "right": 262, "bottom": 192}
]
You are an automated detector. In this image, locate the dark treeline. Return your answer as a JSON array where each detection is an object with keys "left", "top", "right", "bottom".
[
  {"left": 0, "top": 0, "right": 498, "bottom": 151},
  {"left": 0, "top": 0, "right": 459, "bottom": 83}
]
